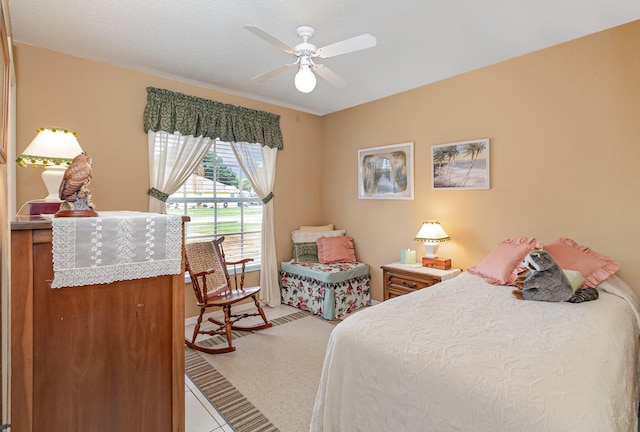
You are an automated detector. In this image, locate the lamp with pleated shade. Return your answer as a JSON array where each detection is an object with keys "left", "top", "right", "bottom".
[
  {"left": 16, "top": 127, "right": 83, "bottom": 202},
  {"left": 414, "top": 221, "right": 452, "bottom": 269}
]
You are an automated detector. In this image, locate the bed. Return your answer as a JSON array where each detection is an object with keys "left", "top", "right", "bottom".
[{"left": 310, "top": 238, "right": 640, "bottom": 432}]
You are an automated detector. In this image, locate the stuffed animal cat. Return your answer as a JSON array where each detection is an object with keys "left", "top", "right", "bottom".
[{"left": 512, "top": 250, "right": 573, "bottom": 302}]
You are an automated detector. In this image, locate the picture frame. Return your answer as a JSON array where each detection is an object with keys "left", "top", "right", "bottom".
[
  {"left": 0, "top": 3, "right": 9, "bottom": 164},
  {"left": 358, "top": 142, "right": 414, "bottom": 200},
  {"left": 432, "top": 138, "right": 490, "bottom": 190}
]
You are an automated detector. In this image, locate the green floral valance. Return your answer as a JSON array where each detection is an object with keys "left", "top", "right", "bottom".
[{"left": 143, "top": 87, "right": 284, "bottom": 150}]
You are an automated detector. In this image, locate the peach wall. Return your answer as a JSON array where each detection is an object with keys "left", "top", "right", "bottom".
[
  {"left": 13, "top": 19, "right": 640, "bottom": 309},
  {"left": 323, "top": 20, "right": 640, "bottom": 300}
]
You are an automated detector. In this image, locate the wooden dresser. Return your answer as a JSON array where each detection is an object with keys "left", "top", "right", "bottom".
[
  {"left": 10, "top": 217, "right": 186, "bottom": 432},
  {"left": 382, "top": 263, "right": 461, "bottom": 300}
]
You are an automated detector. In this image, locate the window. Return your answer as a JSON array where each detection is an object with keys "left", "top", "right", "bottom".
[{"left": 166, "top": 140, "right": 262, "bottom": 268}]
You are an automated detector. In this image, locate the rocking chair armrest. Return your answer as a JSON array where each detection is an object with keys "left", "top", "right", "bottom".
[
  {"left": 225, "top": 258, "right": 253, "bottom": 289},
  {"left": 225, "top": 258, "right": 254, "bottom": 266},
  {"left": 191, "top": 267, "right": 216, "bottom": 279}
]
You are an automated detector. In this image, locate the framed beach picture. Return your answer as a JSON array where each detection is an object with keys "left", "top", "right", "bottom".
[
  {"left": 358, "top": 142, "right": 414, "bottom": 200},
  {"left": 432, "top": 138, "right": 490, "bottom": 190}
]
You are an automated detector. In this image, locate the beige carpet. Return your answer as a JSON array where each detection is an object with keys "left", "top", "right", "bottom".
[{"left": 196, "top": 310, "right": 337, "bottom": 432}]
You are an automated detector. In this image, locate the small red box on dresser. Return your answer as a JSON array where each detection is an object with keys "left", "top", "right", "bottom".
[
  {"left": 422, "top": 257, "right": 452, "bottom": 270},
  {"left": 29, "top": 202, "right": 61, "bottom": 215}
]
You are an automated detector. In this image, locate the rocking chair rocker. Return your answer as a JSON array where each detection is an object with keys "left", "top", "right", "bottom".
[{"left": 184, "top": 237, "right": 271, "bottom": 354}]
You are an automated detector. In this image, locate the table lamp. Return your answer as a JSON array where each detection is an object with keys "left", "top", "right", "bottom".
[
  {"left": 16, "top": 127, "right": 83, "bottom": 202},
  {"left": 414, "top": 221, "right": 452, "bottom": 269}
]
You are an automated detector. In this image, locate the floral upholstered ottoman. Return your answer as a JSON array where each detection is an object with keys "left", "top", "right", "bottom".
[{"left": 280, "top": 261, "right": 371, "bottom": 320}]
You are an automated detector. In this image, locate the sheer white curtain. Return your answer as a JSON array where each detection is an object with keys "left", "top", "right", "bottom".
[
  {"left": 231, "top": 142, "right": 279, "bottom": 307},
  {"left": 148, "top": 130, "right": 212, "bottom": 213}
]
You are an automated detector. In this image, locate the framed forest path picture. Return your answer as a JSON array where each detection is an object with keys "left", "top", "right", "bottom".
[{"left": 358, "top": 142, "right": 414, "bottom": 200}]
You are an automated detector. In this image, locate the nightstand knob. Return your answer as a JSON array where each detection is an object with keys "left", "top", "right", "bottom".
[{"left": 401, "top": 279, "right": 416, "bottom": 288}]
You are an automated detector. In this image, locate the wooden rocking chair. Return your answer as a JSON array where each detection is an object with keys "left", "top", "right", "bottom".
[{"left": 184, "top": 237, "right": 271, "bottom": 354}]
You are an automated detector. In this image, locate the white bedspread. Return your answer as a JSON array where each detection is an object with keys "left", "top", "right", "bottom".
[{"left": 310, "top": 272, "right": 640, "bottom": 432}]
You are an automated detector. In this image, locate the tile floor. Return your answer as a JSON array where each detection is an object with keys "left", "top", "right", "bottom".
[{"left": 185, "top": 373, "right": 233, "bottom": 432}]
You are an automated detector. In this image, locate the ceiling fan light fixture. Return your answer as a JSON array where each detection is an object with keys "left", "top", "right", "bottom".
[
  {"left": 295, "top": 64, "right": 316, "bottom": 93},
  {"left": 245, "top": 24, "right": 376, "bottom": 92}
]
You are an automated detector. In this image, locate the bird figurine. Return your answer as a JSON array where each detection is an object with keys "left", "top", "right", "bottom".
[{"left": 59, "top": 152, "right": 92, "bottom": 202}]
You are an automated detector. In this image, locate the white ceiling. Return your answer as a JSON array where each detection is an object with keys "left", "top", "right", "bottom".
[{"left": 8, "top": 0, "right": 640, "bottom": 116}]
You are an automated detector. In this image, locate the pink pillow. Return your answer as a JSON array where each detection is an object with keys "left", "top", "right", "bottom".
[
  {"left": 468, "top": 237, "right": 543, "bottom": 285},
  {"left": 543, "top": 238, "right": 619, "bottom": 288},
  {"left": 317, "top": 236, "right": 356, "bottom": 264}
]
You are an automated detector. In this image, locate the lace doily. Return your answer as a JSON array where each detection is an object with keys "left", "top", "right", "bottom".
[{"left": 51, "top": 211, "right": 183, "bottom": 288}]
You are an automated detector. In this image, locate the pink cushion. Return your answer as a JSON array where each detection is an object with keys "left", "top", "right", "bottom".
[
  {"left": 468, "top": 237, "right": 543, "bottom": 285},
  {"left": 317, "top": 236, "right": 357, "bottom": 264},
  {"left": 543, "top": 238, "right": 619, "bottom": 288}
]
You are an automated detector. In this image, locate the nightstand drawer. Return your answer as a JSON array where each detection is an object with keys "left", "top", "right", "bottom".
[
  {"left": 381, "top": 264, "right": 461, "bottom": 301},
  {"left": 386, "top": 272, "right": 437, "bottom": 291}
]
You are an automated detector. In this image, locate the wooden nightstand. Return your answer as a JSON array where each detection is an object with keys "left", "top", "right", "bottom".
[{"left": 381, "top": 263, "right": 461, "bottom": 300}]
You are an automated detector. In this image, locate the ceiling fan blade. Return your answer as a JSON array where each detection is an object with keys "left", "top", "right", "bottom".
[
  {"left": 244, "top": 25, "right": 295, "bottom": 55},
  {"left": 313, "top": 64, "right": 348, "bottom": 88},
  {"left": 316, "top": 33, "right": 376, "bottom": 58},
  {"left": 251, "top": 62, "right": 296, "bottom": 83}
]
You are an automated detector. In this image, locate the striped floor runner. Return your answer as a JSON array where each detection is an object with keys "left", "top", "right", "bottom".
[{"left": 185, "top": 310, "right": 333, "bottom": 432}]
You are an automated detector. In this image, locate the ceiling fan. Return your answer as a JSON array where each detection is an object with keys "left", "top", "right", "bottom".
[{"left": 244, "top": 24, "right": 377, "bottom": 93}]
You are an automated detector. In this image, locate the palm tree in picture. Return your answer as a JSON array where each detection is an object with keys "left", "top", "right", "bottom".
[
  {"left": 433, "top": 147, "right": 447, "bottom": 186},
  {"left": 458, "top": 141, "right": 486, "bottom": 187},
  {"left": 443, "top": 145, "right": 459, "bottom": 187}
]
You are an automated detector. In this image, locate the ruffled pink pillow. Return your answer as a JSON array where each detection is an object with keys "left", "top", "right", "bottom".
[
  {"left": 317, "top": 236, "right": 356, "bottom": 264},
  {"left": 468, "top": 237, "right": 543, "bottom": 285},
  {"left": 543, "top": 238, "right": 619, "bottom": 288}
]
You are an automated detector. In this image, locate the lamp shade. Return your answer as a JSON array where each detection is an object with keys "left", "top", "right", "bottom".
[
  {"left": 16, "top": 127, "right": 83, "bottom": 202},
  {"left": 414, "top": 221, "right": 450, "bottom": 259},
  {"left": 16, "top": 127, "right": 83, "bottom": 167},
  {"left": 414, "top": 221, "right": 450, "bottom": 242}
]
